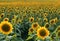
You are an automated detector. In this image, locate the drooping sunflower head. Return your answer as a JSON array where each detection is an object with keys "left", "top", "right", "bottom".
[
  {"left": 37, "top": 27, "right": 50, "bottom": 40},
  {"left": 31, "top": 22, "right": 39, "bottom": 30},
  {"left": 0, "top": 21, "right": 13, "bottom": 35}
]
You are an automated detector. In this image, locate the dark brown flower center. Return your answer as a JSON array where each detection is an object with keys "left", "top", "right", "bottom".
[
  {"left": 31, "top": 18, "right": 33, "bottom": 22},
  {"left": 45, "top": 24, "right": 49, "bottom": 28},
  {"left": 51, "top": 20, "right": 55, "bottom": 24},
  {"left": 57, "top": 27, "right": 60, "bottom": 31},
  {"left": 30, "top": 28, "right": 33, "bottom": 32},
  {"left": 40, "top": 30, "right": 46, "bottom": 36},
  {"left": 4, "top": 19, "right": 8, "bottom": 21},
  {"left": 2, "top": 24, "right": 10, "bottom": 32},
  {"left": 33, "top": 24, "right": 38, "bottom": 27},
  {"left": 1, "top": 15, "right": 4, "bottom": 17}
]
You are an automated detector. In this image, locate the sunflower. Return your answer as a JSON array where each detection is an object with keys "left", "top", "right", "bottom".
[
  {"left": 43, "top": 13, "right": 48, "bottom": 17},
  {"left": 56, "top": 26, "right": 60, "bottom": 32},
  {"left": 17, "top": 19, "right": 22, "bottom": 23},
  {"left": 29, "top": 27, "right": 34, "bottom": 33},
  {"left": 31, "top": 22, "right": 39, "bottom": 30},
  {"left": 54, "top": 17, "right": 58, "bottom": 23},
  {"left": 28, "top": 27, "right": 34, "bottom": 34},
  {"left": 50, "top": 19, "right": 55, "bottom": 25},
  {"left": 7, "top": 7, "right": 12, "bottom": 13},
  {"left": 43, "top": 18, "right": 48, "bottom": 22},
  {"left": 44, "top": 23, "right": 49, "bottom": 28},
  {"left": 12, "top": 15, "right": 16, "bottom": 19},
  {"left": 50, "top": 18, "right": 58, "bottom": 25},
  {"left": 36, "top": 17, "right": 41, "bottom": 21},
  {"left": 56, "top": 30, "right": 60, "bottom": 38},
  {"left": 3, "top": 18, "right": 9, "bottom": 21},
  {"left": 29, "top": 17, "right": 34, "bottom": 22},
  {"left": 0, "top": 21, "right": 13, "bottom": 35},
  {"left": 0, "top": 13, "right": 4, "bottom": 18},
  {"left": 37, "top": 27, "right": 50, "bottom": 40},
  {"left": 6, "top": 14, "right": 10, "bottom": 17}
]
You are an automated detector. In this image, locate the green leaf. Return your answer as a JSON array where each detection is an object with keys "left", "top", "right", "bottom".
[{"left": 26, "top": 36, "right": 33, "bottom": 41}]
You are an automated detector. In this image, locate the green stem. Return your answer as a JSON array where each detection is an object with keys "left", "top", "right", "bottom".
[
  {"left": 56, "top": 36, "right": 58, "bottom": 41},
  {"left": 5, "top": 35, "right": 8, "bottom": 41}
]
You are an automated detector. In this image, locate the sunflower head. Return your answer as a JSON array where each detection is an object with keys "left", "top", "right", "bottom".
[
  {"left": 28, "top": 27, "right": 34, "bottom": 35},
  {"left": 50, "top": 19, "right": 55, "bottom": 25},
  {"left": 32, "top": 22, "right": 39, "bottom": 30},
  {"left": 29, "top": 17, "right": 34, "bottom": 22},
  {"left": 0, "top": 13, "right": 4, "bottom": 18},
  {"left": 17, "top": 19, "right": 22, "bottom": 23},
  {"left": 12, "top": 15, "right": 16, "bottom": 19},
  {"left": 56, "top": 30, "right": 60, "bottom": 38},
  {"left": 0, "top": 21, "right": 13, "bottom": 35},
  {"left": 43, "top": 13, "right": 48, "bottom": 17},
  {"left": 37, "top": 27, "right": 50, "bottom": 40},
  {"left": 29, "top": 27, "right": 34, "bottom": 33},
  {"left": 54, "top": 17, "right": 58, "bottom": 23},
  {"left": 43, "top": 18, "right": 48, "bottom": 22},
  {"left": 56, "top": 26, "right": 60, "bottom": 32},
  {"left": 3, "top": 18, "right": 9, "bottom": 21},
  {"left": 44, "top": 23, "right": 49, "bottom": 28},
  {"left": 7, "top": 6, "right": 12, "bottom": 13},
  {"left": 6, "top": 14, "right": 10, "bottom": 17}
]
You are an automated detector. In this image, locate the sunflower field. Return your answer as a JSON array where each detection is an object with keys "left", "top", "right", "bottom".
[{"left": 0, "top": 1, "right": 60, "bottom": 41}]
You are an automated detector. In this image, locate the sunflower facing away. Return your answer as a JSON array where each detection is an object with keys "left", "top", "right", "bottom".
[
  {"left": 37, "top": 27, "right": 50, "bottom": 40},
  {"left": 0, "top": 21, "right": 13, "bottom": 35}
]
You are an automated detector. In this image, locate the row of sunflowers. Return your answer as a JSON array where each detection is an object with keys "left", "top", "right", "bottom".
[{"left": 0, "top": 3, "right": 60, "bottom": 41}]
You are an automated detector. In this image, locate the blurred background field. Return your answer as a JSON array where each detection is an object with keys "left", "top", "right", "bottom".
[{"left": 0, "top": 0, "right": 58, "bottom": 2}]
